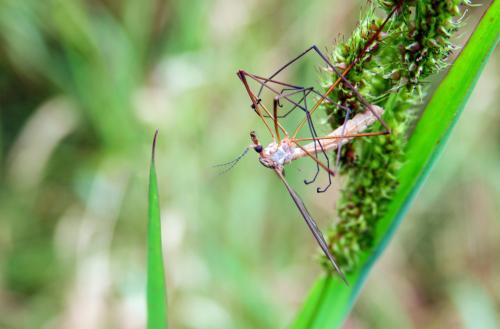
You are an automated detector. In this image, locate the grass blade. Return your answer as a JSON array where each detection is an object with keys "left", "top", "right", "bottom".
[
  {"left": 291, "top": 3, "right": 500, "bottom": 329},
  {"left": 147, "top": 129, "right": 168, "bottom": 329}
]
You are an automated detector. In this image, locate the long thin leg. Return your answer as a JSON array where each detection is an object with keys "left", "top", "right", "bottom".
[
  {"left": 239, "top": 73, "right": 331, "bottom": 180},
  {"left": 288, "top": 5, "right": 403, "bottom": 137},
  {"left": 292, "top": 105, "right": 388, "bottom": 166},
  {"left": 294, "top": 131, "right": 388, "bottom": 143},
  {"left": 300, "top": 91, "right": 324, "bottom": 188},
  {"left": 303, "top": 103, "right": 332, "bottom": 191},
  {"left": 288, "top": 45, "right": 391, "bottom": 139},
  {"left": 333, "top": 108, "right": 351, "bottom": 173},
  {"left": 237, "top": 70, "right": 276, "bottom": 139},
  {"left": 248, "top": 72, "right": 351, "bottom": 114},
  {"left": 293, "top": 131, "right": 389, "bottom": 163},
  {"left": 263, "top": 86, "right": 352, "bottom": 118},
  {"left": 293, "top": 142, "right": 336, "bottom": 193},
  {"left": 241, "top": 74, "right": 338, "bottom": 192},
  {"left": 312, "top": 46, "right": 390, "bottom": 130},
  {"left": 239, "top": 71, "right": 321, "bottom": 142},
  {"left": 238, "top": 71, "right": 292, "bottom": 138},
  {"left": 291, "top": 60, "right": 349, "bottom": 137},
  {"left": 238, "top": 71, "right": 293, "bottom": 130},
  {"left": 273, "top": 98, "right": 281, "bottom": 142},
  {"left": 255, "top": 46, "right": 317, "bottom": 97},
  {"left": 238, "top": 72, "right": 344, "bottom": 193},
  {"left": 242, "top": 71, "right": 311, "bottom": 113},
  {"left": 274, "top": 87, "right": 334, "bottom": 192},
  {"left": 290, "top": 4, "right": 400, "bottom": 137},
  {"left": 265, "top": 87, "right": 313, "bottom": 118}
]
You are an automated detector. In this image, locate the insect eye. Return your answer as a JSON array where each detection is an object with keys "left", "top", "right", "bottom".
[{"left": 255, "top": 145, "right": 263, "bottom": 153}]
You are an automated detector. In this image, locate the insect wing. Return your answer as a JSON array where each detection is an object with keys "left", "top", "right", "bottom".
[{"left": 275, "top": 170, "right": 348, "bottom": 285}]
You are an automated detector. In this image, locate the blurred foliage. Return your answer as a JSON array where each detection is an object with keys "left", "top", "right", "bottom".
[{"left": 0, "top": 0, "right": 498, "bottom": 329}]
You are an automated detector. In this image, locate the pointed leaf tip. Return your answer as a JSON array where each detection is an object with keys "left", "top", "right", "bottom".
[
  {"left": 147, "top": 127, "right": 167, "bottom": 328},
  {"left": 152, "top": 129, "right": 159, "bottom": 162}
]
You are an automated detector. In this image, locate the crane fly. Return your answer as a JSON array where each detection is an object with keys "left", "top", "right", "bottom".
[
  {"left": 218, "top": 5, "right": 400, "bottom": 284},
  {"left": 219, "top": 10, "right": 396, "bottom": 283}
]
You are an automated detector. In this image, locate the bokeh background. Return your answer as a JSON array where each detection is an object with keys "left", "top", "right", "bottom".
[{"left": 0, "top": 1, "right": 498, "bottom": 328}]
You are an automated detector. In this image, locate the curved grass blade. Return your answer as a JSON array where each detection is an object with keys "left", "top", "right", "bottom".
[
  {"left": 291, "top": 3, "right": 500, "bottom": 328},
  {"left": 147, "top": 129, "right": 168, "bottom": 329}
]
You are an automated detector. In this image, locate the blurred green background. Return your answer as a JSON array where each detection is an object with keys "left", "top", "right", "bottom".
[{"left": 0, "top": 1, "right": 498, "bottom": 328}]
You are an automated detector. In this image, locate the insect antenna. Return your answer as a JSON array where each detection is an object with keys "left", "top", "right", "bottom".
[{"left": 213, "top": 147, "right": 250, "bottom": 175}]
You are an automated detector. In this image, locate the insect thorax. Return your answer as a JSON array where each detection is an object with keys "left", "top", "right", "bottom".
[{"left": 260, "top": 140, "right": 296, "bottom": 168}]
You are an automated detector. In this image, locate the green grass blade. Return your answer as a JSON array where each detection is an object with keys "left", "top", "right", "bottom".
[
  {"left": 147, "top": 130, "right": 168, "bottom": 329},
  {"left": 291, "top": 3, "right": 499, "bottom": 329}
]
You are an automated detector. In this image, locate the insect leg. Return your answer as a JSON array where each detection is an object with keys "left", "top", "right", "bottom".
[{"left": 237, "top": 70, "right": 276, "bottom": 139}]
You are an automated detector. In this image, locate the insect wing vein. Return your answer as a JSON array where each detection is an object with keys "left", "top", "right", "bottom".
[{"left": 275, "top": 170, "right": 348, "bottom": 285}]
